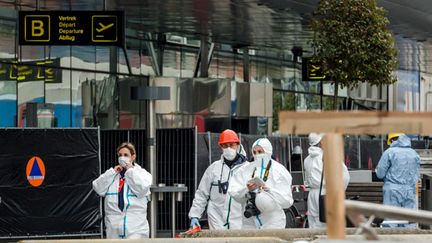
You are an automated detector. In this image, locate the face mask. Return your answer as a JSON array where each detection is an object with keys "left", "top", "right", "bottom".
[
  {"left": 223, "top": 147, "right": 237, "bottom": 161},
  {"left": 118, "top": 156, "right": 130, "bottom": 168},
  {"left": 253, "top": 153, "right": 270, "bottom": 164}
]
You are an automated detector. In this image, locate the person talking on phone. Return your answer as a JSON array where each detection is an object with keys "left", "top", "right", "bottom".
[{"left": 228, "top": 138, "right": 293, "bottom": 229}]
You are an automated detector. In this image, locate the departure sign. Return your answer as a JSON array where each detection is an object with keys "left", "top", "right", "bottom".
[
  {"left": 19, "top": 11, "right": 124, "bottom": 46},
  {"left": 0, "top": 59, "right": 62, "bottom": 83},
  {"left": 302, "top": 57, "right": 331, "bottom": 81}
]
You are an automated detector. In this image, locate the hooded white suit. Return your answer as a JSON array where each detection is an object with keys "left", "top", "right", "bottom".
[
  {"left": 304, "top": 145, "right": 350, "bottom": 228},
  {"left": 188, "top": 146, "right": 249, "bottom": 229},
  {"left": 93, "top": 164, "right": 152, "bottom": 238},
  {"left": 228, "top": 138, "right": 293, "bottom": 229}
]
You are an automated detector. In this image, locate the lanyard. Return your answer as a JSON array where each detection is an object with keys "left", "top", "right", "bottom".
[
  {"left": 118, "top": 173, "right": 125, "bottom": 192},
  {"left": 251, "top": 159, "right": 272, "bottom": 182}
]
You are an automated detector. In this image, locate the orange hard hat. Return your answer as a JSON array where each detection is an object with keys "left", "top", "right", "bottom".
[{"left": 218, "top": 129, "right": 240, "bottom": 145}]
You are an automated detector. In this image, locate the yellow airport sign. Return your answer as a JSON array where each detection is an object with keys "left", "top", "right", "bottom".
[{"left": 19, "top": 11, "right": 124, "bottom": 46}]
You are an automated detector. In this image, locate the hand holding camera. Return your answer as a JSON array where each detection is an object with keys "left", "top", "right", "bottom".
[{"left": 244, "top": 188, "right": 261, "bottom": 218}]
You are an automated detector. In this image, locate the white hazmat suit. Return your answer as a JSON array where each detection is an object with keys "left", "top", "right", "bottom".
[
  {"left": 304, "top": 133, "right": 350, "bottom": 228},
  {"left": 229, "top": 138, "right": 294, "bottom": 229},
  {"left": 93, "top": 164, "right": 152, "bottom": 238},
  {"left": 188, "top": 149, "right": 248, "bottom": 229}
]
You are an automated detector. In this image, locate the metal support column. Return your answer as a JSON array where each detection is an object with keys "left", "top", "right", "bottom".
[
  {"left": 157, "top": 33, "right": 165, "bottom": 76},
  {"left": 121, "top": 46, "right": 132, "bottom": 75},
  {"left": 199, "top": 37, "right": 209, "bottom": 77},
  {"left": 109, "top": 47, "right": 118, "bottom": 75},
  {"left": 145, "top": 33, "right": 161, "bottom": 76},
  {"left": 194, "top": 42, "right": 214, "bottom": 78},
  {"left": 147, "top": 90, "right": 157, "bottom": 238},
  {"left": 171, "top": 191, "right": 176, "bottom": 237},
  {"left": 131, "top": 81, "right": 170, "bottom": 238},
  {"left": 110, "top": 46, "right": 119, "bottom": 128},
  {"left": 243, "top": 47, "right": 250, "bottom": 82}
]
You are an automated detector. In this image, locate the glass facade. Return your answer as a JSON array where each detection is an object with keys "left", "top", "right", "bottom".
[
  {"left": 0, "top": 2, "right": 307, "bottom": 130},
  {"left": 0, "top": 1, "right": 412, "bottom": 130}
]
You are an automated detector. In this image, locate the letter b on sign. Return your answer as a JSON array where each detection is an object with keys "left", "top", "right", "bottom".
[{"left": 25, "top": 15, "right": 50, "bottom": 42}]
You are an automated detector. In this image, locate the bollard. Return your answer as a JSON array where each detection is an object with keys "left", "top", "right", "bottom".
[
  {"left": 176, "top": 183, "right": 186, "bottom": 202},
  {"left": 158, "top": 183, "right": 165, "bottom": 201}
]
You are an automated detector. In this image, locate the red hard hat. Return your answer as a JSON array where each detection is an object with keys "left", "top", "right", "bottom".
[{"left": 218, "top": 129, "right": 240, "bottom": 145}]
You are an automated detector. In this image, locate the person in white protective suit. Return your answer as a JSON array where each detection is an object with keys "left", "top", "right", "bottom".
[
  {"left": 93, "top": 142, "right": 152, "bottom": 238},
  {"left": 304, "top": 133, "right": 350, "bottom": 228},
  {"left": 188, "top": 129, "right": 249, "bottom": 229},
  {"left": 228, "top": 138, "right": 294, "bottom": 229}
]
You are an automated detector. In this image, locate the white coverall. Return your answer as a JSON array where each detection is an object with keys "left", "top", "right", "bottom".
[
  {"left": 93, "top": 164, "right": 152, "bottom": 238},
  {"left": 188, "top": 154, "right": 248, "bottom": 230},
  {"left": 228, "top": 138, "right": 294, "bottom": 229},
  {"left": 304, "top": 146, "right": 350, "bottom": 228}
]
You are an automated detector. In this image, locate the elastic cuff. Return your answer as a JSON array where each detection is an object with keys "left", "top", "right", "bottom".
[
  {"left": 108, "top": 168, "right": 117, "bottom": 175},
  {"left": 125, "top": 166, "right": 135, "bottom": 176}
]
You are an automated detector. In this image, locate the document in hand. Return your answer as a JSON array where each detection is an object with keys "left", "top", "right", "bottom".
[{"left": 248, "top": 176, "right": 266, "bottom": 187}]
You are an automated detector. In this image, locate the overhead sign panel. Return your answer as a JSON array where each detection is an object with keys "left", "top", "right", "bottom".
[
  {"left": 302, "top": 57, "right": 331, "bottom": 81},
  {"left": 19, "top": 11, "right": 124, "bottom": 46},
  {"left": 0, "top": 59, "right": 61, "bottom": 82}
]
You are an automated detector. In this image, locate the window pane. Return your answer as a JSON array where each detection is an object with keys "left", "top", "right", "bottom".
[
  {"left": 0, "top": 81, "right": 16, "bottom": 126},
  {"left": 46, "top": 68, "right": 71, "bottom": 127},
  {"left": 17, "top": 81, "right": 44, "bottom": 127}
]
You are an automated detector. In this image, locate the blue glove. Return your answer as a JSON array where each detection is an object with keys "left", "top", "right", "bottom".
[{"left": 190, "top": 217, "right": 200, "bottom": 228}]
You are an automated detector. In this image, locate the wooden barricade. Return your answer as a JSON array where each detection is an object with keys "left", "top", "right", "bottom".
[{"left": 278, "top": 111, "right": 432, "bottom": 240}]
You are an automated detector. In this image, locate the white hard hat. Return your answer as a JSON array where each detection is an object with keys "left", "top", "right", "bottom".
[
  {"left": 255, "top": 191, "right": 278, "bottom": 213},
  {"left": 292, "top": 145, "right": 302, "bottom": 155},
  {"left": 308, "top": 133, "right": 324, "bottom": 146}
]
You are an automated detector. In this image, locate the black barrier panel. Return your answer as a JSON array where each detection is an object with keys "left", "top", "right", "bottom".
[
  {"left": 239, "top": 134, "right": 261, "bottom": 160},
  {"left": 0, "top": 128, "right": 100, "bottom": 237},
  {"left": 344, "top": 137, "right": 360, "bottom": 169},
  {"left": 360, "top": 139, "right": 383, "bottom": 170},
  {"left": 100, "top": 129, "right": 148, "bottom": 172},
  {"left": 209, "top": 133, "right": 222, "bottom": 162},
  {"left": 196, "top": 133, "right": 211, "bottom": 183},
  {"left": 267, "top": 137, "right": 289, "bottom": 167},
  {"left": 100, "top": 130, "right": 129, "bottom": 172},
  {"left": 412, "top": 140, "right": 427, "bottom": 149},
  {"left": 128, "top": 130, "right": 149, "bottom": 170},
  {"left": 157, "top": 128, "right": 195, "bottom": 233}
]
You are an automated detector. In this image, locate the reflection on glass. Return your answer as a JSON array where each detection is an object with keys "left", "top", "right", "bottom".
[
  {"left": 0, "top": 81, "right": 16, "bottom": 127},
  {"left": 37, "top": 105, "right": 55, "bottom": 128},
  {"left": 118, "top": 77, "right": 146, "bottom": 128},
  {"left": 17, "top": 81, "right": 44, "bottom": 127}
]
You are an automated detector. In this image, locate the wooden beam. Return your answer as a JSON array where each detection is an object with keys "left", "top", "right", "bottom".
[
  {"left": 322, "top": 133, "right": 346, "bottom": 239},
  {"left": 278, "top": 111, "right": 432, "bottom": 135}
]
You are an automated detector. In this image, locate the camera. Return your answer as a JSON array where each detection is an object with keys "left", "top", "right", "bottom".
[
  {"left": 244, "top": 190, "right": 261, "bottom": 218},
  {"left": 218, "top": 180, "right": 229, "bottom": 194}
]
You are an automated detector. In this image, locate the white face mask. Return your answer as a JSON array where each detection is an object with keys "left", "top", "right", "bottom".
[
  {"left": 223, "top": 147, "right": 237, "bottom": 161},
  {"left": 253, "top": 153, "right": 270, "bottom": 164},
  {"left": 118, "top": 156, "right": 130, "bottom": 168}
]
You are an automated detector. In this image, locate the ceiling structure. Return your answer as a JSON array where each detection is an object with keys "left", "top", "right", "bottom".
[
  {"left": 113, "top": 0, "right": 432, "bottom": 48},
  {"left": 11, "top": 0, "right": 432, "bottom": 48},
  {"left": 8, "top": 0, "right": 432, "bottom": 70},
  {"left": 114, "top": 0, "right": 432, "bottom": 71}
]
